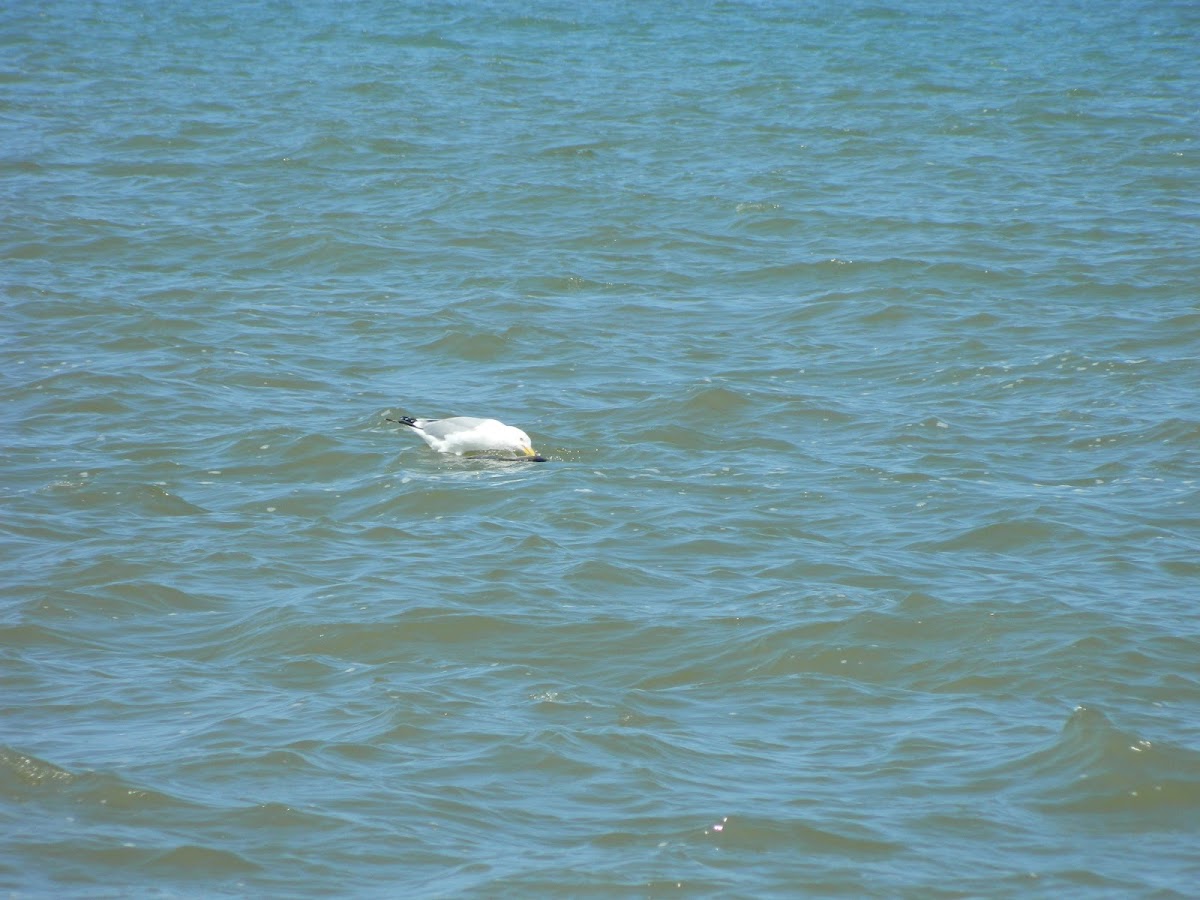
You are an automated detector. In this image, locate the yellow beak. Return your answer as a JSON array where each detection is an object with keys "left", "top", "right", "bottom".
[{"left": 522, "top": 446, "right": 537, "bottom": 456}]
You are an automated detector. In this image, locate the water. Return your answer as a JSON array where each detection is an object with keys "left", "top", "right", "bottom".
[{"left": 3, "top": 0, "right": 1199, "bottom": 895}]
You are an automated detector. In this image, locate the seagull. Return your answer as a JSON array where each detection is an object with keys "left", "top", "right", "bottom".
[{"left": 389, "top": 415, "right": 547, "bottom": 461}]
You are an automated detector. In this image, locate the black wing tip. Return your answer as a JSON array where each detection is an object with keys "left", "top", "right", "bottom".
[{"left": 386, "top": 416, "right": 419, "bottom": 428}]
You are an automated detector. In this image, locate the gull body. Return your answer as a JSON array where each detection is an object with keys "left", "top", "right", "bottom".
[{"left": 392, "top": 415, "right": 545, "bottom": 461}]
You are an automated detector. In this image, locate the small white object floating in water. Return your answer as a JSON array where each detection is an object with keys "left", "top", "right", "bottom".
[{"left": 389, "top": 415, "right": 546, "bottom": 461}]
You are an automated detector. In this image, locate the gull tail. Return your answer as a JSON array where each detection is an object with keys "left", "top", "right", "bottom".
[{"left": 386, "top": 416, "right": 421, "bottom": 430}]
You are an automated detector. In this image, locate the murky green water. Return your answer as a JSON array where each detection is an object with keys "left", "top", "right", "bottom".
[{"left": 3, "top": 0, "right": 1198, "bottom": 895}]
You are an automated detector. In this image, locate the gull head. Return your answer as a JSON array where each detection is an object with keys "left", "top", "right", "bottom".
[{"left": 505, "top": 425, "right": 546, "bottom": 461}]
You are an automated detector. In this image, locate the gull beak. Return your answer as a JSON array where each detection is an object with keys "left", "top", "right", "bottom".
[{"left": 523, "top": 447, "right": 547, "bottom": 462}]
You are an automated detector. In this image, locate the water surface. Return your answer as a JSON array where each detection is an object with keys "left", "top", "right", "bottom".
[{"left": 3, "top": 0, "right": 1199, "bottom": 895}]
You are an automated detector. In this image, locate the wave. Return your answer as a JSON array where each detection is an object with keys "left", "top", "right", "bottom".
[{"left": 986, "top": 706, "right": 1200, "bottom": 822}]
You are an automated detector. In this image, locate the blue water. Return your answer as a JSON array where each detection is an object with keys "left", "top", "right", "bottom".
[{"left": 3, "top": 0, "right": 1199, "bottom": 895}]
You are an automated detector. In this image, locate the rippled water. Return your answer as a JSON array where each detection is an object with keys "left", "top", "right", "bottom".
[{"left": 3, "top": 0, "right": 1199, "bottom": 895}]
